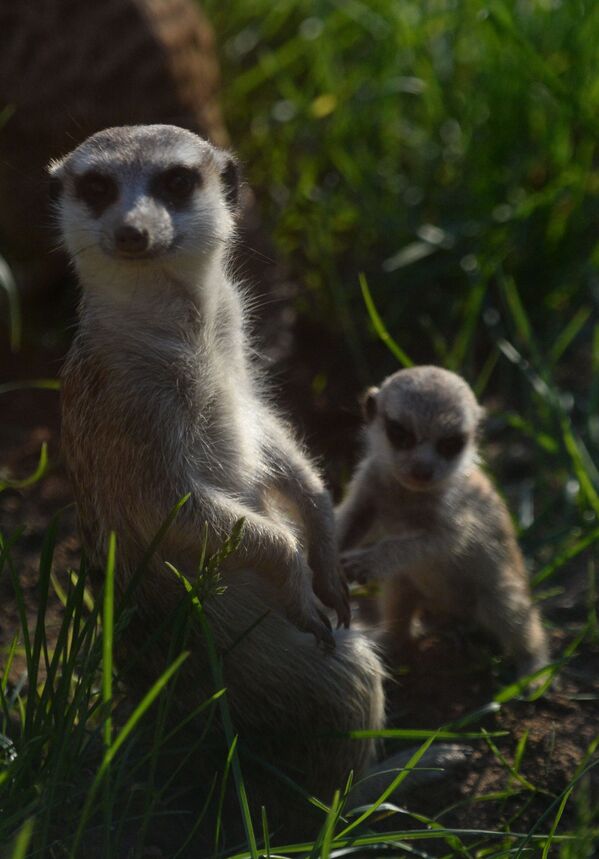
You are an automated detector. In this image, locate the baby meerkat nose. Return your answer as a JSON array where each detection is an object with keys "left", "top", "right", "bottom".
[
  {"left": 114, "top": 224, "right": 150, "bottom": 255},
  {"left": 410, "top": 462, "right": 434, "bottom": 483}
]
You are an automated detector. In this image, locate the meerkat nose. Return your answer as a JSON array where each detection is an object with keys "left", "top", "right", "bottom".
[
  {"left": 410, "top": 462, "right": 434, "bottom": 483},
  {"left": 114, "top": 224, "right": 150, "bottom": 255}
]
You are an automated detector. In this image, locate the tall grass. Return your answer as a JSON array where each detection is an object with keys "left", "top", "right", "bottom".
[
  {"left": 206, "top": 0, "right": 598, "bottom": 381},
  {"left": 0, "top": 510, "right": 530, "bottom": 858}
]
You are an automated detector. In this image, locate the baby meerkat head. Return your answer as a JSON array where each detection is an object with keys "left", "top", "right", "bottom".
[
  {"left": 363, "top": 366, "right": 483, "bottom": 492},
  {"left": 48, "top": 124, "right": 240, "bottom": 291}
]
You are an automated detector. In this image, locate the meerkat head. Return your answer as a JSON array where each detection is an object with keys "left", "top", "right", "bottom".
[
  {"left": 48, "top": 124, "right": 240, "bottom": 295},
  {"left": 363, "top": 366, "right": 484, "bottom": 492}
]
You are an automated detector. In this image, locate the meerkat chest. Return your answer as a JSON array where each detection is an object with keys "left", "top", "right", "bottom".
[
  {"left": 382, "top": 495, "right": 440, "bottom": 538},
  {"left": 63, "top": 342, "right": 264, "bottom": 499}
]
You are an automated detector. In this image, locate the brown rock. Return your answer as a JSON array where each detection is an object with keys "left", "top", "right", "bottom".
[{"left": 0, "top": 0, "right": 227, "bottom": 291}]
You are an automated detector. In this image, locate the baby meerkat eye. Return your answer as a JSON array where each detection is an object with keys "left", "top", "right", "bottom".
[
  {"left": 154, "top": 166, "right": 201, "bottom": 205},
  {"left": 75, "top": 170, "right": 118, "bottom": 212},
  {"left": 436, "top": 434, "right": 466, "bottom": 458},
  {"left": 384, "top": 418, "right": 417, "bottom": 450}
]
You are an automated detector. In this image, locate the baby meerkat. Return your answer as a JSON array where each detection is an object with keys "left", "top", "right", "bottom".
[
  {"left": 51, "top": 125, "right": 389, "bottom": 833},
  {"left": 337, "top": 366, "right": 549, "bottom": 680}
]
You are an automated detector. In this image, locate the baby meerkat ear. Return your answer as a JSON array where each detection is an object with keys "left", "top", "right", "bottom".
[
  {"left": 217, "top": 151, "right": 241, "bottom": 213},
  {"left": 361, "top": 386, "right": 380, "bottom": 422}
]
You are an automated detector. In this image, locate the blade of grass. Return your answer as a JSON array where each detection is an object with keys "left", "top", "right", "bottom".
[
  {"left": 7, "top": 818, "right": 34, "bottom": 859},
  {"left": 533, "top": 526, "right": 599, "bottom": 586},
  {"left": 347, "top": 728, "right": 507, "bottom": 740},
  {"left": 541, "top": 786, "right": 574, "bottom": 859},
  {"left": 0, "top": 379, "right": 60, "bottom": 396},
  {"left": 548, "top": 306, "right": 591, "bottom": 365},
  {"left": 447, "top": 280, "right": 487, "bottom": 370},
  {"left": 513, "top": 730, "right": 529, "bottom": 780},
  {"left": 214, "top": 734, "right": 239, "bottom": 856},
  {"left": 590, "top": 324, "right": 599, "bottom": 419},
  {"left": 311, "top": 788, "right": 341, "bottom": 858},
  {"left": 473, "top": 348, "right": 499, "bottom": 399},
  {"left": 0, "top": 443, "right": 48, "bottom": 492},
  {"left": 359, "top": 273, "right": 413, "bottom": 367},
  {"left": 480, "top": 729, "right": 542, "bottom": 795},
  {"left": 102, "top": 533, "right": 116, "bottom": 750},
  {"left": 122, "top": 493, "right": 191, "bottom": 607},
  {"left": 1, "top": 632, "right": 19, "bottom": 696},
  {"left": 261, "top": 806, "right": 271, "bottom": 859},
  {"left": 499, "top": 274, "right": 542, "bottom": 366},
  {"left": 559, "top": 416, "right": 599, "bottom": 517},
  {"left": 102, "top": 533, "right": 116, "bottom": 859}
]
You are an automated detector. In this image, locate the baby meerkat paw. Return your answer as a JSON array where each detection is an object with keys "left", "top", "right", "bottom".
[{"left": 340, "top": 547, "right": 377, "bottom": 584}]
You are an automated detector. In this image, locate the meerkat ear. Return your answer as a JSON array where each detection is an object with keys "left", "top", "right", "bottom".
[
  {"left": 47, "top": 158, "right": 65, "bottom": 204},
  {"left": 361, "top": 386, "right": 380, "bottom": 422},
  {"left": 218, "top": 152, "right": 241, "bottom": 213}
]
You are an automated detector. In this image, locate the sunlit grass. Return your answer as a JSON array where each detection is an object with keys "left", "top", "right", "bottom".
[{"left": 206, "top": 0, "right": 599, "bottom": 379}]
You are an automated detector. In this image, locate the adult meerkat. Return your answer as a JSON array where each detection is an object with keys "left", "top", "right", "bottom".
[
  {"left": 337, "top": 366, "right": 549, "bottom": 680},
  {"left": 51, "top": 124, "right": 388, "bottom": 833}
]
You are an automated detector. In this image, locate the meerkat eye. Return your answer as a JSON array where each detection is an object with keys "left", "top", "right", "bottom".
[
  {"left": 384, "top": 418, "right": 417, "bottom": 450},
  {"left": 75, "top": 170, "right": 118, "bottom": 212},
  {"left": 436, "top": 434, "right": 466, "bottom": 458},
  {"left": 155, "top": 166, "right": 200, "bottom": 205}
]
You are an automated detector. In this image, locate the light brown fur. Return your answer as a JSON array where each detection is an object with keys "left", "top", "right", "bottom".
[{"left": 337, "top": 366, "right": 549, "bottom": 680}]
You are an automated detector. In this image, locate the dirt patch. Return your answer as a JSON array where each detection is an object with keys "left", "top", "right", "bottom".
[{"left": 377, "top": 628, "right": 599, "bottom": 846}]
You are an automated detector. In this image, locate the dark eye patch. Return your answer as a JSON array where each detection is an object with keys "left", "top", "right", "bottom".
[
  {"left": 152, "top": 165, "right": 201, "bottom": 207},
  {"left": 74, "top": 170, "right": 118, "bottom": 214},
  {"left": 436, "top": 434, "right": 466, "bottom": 458},
  {"left": 384, "top": 418, "right": 417, "bottom": 450}
]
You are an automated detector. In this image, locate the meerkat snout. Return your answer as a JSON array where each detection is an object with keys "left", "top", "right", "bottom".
[
  {"left": 409, "top": 460, "right": 434, "bottom": 484},
  {"left": 113, "top": 224, "right": 150, "bottom": 256}
]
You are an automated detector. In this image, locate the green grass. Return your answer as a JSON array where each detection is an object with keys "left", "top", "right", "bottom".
[
  {"left": 2, "top": 0, "right": 599, "bottom": 855},
  {"left": 1, "top": 433, "right": 595, "bottom": 856},
  {"left": 204, "top": 0, "right": 599, "bottom": 382},
  {"left": 0, "top": 513, "right": 532, "bottom": 859}
]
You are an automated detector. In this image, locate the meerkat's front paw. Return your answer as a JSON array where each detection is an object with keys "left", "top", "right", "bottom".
[
  {"left": 340, "top": 548, "right": 378, "bottom": 584},
  {"left": 315, "top": 566, "right": 351, "bottom": 629},
  {"left": 285, "top": 553, "right": 336, "bottom": 648},
  {"left": 309, "top": 548, "right": 351, "bottom": 629}
]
